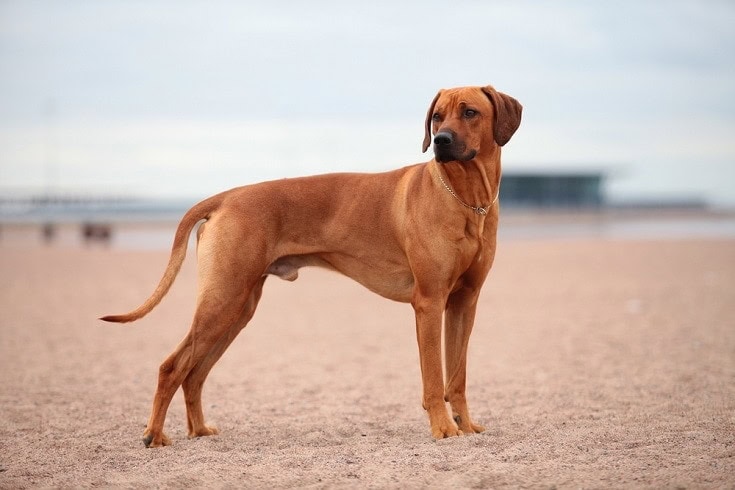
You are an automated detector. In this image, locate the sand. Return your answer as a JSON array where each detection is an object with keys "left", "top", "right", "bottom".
[{"left": 1, "top": 234, "right": 734, "bottom": 488}]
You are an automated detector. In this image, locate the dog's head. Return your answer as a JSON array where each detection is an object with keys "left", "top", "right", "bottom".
[{"left": 422, "top": 86, "right": 522, "bottom": 163}]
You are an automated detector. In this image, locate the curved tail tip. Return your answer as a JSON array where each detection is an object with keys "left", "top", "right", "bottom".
[{"left": 99, "top": 314, "right": 128, "bottom": 323}]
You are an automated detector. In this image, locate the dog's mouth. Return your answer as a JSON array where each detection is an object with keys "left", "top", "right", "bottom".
[{"left": 434, "top": 147, "right": 477, "bottom": 163}]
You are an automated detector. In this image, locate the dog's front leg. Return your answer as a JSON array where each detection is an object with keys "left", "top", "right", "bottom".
[
  {"left": 444, "top": 287, "right": 486, "bottom": 434},
  {"left": 413, "top": 295, "right": 461, "bottom": 438}
]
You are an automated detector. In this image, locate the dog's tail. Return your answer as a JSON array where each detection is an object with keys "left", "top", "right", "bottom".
[{"left": 99, "top": 194, "right": 224, "bottom": 324}]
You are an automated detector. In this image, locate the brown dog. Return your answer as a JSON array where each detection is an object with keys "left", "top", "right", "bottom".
[{"left": 102, "top": 85, "right": 522, "bottom": 447}]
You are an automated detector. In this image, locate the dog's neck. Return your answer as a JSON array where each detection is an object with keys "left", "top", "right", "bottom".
[{"left": 435, "top": 148, "right": 501, "bottom": 215}]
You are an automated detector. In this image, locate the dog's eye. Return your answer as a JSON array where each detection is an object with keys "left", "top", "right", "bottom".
[
  {"left": 432, "top": 112, "right": 442, "bottom": 122},
  {"left": 464, "top": 109, "right": 478, "bottom": 118}
]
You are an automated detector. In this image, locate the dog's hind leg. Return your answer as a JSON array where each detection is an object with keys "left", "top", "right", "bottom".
[
  {"left": 141, "top": 226, "right": 266, "bottom": 449},
  {"left": 182, "top": 275, "right": 267, "bottom": 439},
  {"left": 142, "top": 284, "right": 254, "bottom": 448}
]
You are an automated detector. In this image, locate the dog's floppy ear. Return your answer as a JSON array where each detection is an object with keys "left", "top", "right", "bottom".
[
  {"left": 422, "top": 90, "right": 442, "bottom": 153},
  {"left": 482, "top": 86, "right": 522, "bottom": 146}
]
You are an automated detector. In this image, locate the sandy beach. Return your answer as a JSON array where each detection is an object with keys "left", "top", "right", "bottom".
[{"left": 1, "top": 230, "right": 734, "bottom": 488}]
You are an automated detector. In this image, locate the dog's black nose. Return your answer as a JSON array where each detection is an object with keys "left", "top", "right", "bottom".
[{"left": 434, "top": 132, "right": 453, "bottom": 147}]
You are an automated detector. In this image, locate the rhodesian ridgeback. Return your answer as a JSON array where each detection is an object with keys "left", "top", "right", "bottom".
[{"left": 102, "top": 85, "right": 522, "bottom": 447}]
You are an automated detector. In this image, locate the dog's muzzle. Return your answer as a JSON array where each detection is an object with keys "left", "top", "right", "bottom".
[{"left": 433, "top": 131, "right": 476, "bottom": 163}]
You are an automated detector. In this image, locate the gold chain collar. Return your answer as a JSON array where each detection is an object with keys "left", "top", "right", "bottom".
[{"left": 435, "top": 168, "right": 500, "bottom": 216}]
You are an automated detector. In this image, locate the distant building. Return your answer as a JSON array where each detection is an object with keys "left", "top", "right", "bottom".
[{"left": 500, "top": 169, "right": 606, "bottom": 208}]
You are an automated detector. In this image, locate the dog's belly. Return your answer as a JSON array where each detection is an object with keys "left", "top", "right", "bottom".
[{"left": 266, "top": 253, "right": 415, "bottom": 303}]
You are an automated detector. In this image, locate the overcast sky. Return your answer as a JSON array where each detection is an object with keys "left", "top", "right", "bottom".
[{"left": 1, "top": 1, "right": 734, "bottom": 205}]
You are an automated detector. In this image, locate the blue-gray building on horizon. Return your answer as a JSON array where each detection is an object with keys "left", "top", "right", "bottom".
[{"left": 500, "top": 169, "right": 605, "bottom": 208}]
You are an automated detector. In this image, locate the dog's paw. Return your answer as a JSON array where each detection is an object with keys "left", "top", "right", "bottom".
[
  {"left": 454, "top": 414, "right": 485, "bottom": 434},
  {"left": 143, "top": 430, "right": 172, "bottom": 448},
  {"left": 430, "top": 418, "right": 463, "bottom": 439},
  {"left": 188, "top": 425, "right": 219, "bottom": 439}
]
